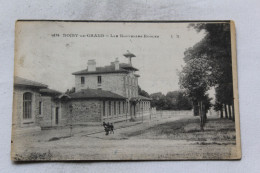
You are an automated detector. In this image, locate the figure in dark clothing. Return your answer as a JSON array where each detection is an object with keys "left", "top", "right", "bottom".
[
  {"left": 103, "top": 122, "right": 109, "bottom": 135},
  {"left": 102, "top": 122, "right": 114, "bottom": 135},
  {"left": 110, "top": 123, "right": 114, "bottom": 134}
]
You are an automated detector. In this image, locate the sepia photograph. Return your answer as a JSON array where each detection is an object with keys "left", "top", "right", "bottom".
[{"left": 11, "top": 21, "right": 241, "bottom": 161}]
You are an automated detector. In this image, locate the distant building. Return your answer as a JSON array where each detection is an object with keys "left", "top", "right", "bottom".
[{"left": 13, "top": 52, "right": 151, "bottom": 131}]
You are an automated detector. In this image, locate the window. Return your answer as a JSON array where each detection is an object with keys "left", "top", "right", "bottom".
[
  {"left": 39, "top": 101, "right": 42, "bottom": 115},
  {"left": 23, "top": 92, "right": 32, "bottom": 119},
  {"left": 97, "top": 76, "right": 102, "bottom": 84},
  {"left": 81, "top": 77, "right": 85, "bottom": 85},
  {"left": 118, "top": 102, "right": 121, "bottom": 115},
  {"left": 55, "top": 107, "right": 59, "bottom": 125},
  {"left": 114, "top": 101, "right": 116, "bottom": 115},
  {"left": 123, "top": 102, "right": 125, "bottom": 113},
  {"left": 103, "top": 101, "right": 106, "bottom": 116},
  {"left": 109, "top": 101, "right": 111, "bottom": 116}
]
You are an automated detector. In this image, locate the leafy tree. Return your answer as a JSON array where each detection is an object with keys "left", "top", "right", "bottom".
[
  {"left": 150, "top": 92, "right": 166, "bottom": 110},
  {"left": 150, "top": 91, "right": 192, "bottom": 110},
  {"left": 65, "top": 87, "right": 75, "bottom": 94},
  {"left": 166, "top": 91, "right": 192, "bottom": 110},
  {"left": 179, "top": 23, "right": 234, "bottom": 130},
  {"left": 179, "top": 57, "right": 211, "bottom": 130},
  {"left": 138, "top": 85, "right": 150, "bottom": 98},
  {"left": 189, "top": 23, "right": 234, "bottom": 121}
]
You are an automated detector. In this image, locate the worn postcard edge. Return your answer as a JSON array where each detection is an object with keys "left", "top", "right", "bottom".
[{"left": 10, "top": 20, "right": 241, "bottom": 161}]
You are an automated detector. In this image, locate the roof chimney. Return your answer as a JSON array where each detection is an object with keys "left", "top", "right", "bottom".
[
  {"left": 87, "top": 59, "right": 96, "bottom": 72},
  {"left": 115, "top": 58, "right": 119, "bottom": 70}
]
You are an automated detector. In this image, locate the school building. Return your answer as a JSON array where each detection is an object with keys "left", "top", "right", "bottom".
[{"left": 12, "top": 52, "right": 151, "bottom": 131}]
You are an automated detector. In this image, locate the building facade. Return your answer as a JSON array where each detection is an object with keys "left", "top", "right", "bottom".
[
  {"left": 72, "top": 57, "right": 151, "bottom": 122},
  {"left": 12, "top": 77, "right": 70, "bottom": 132},
  {"left": 13, "top": 54, "right": 152, "bottom": 130}
]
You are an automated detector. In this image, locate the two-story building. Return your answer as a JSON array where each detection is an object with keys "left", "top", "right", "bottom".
[
  {"left": 70, "top": 57, "right": 151, "bottom": 123},
  {"left": 12, "top": 53, "right": 152, "bottom": 130}
]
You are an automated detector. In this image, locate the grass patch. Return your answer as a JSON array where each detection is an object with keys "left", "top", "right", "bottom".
[
  {"left": 14, "top": 150, "right": 53, "bottom": 161},
  {"left": 123, "top": 117, "right": 236, "bottom": 145}
]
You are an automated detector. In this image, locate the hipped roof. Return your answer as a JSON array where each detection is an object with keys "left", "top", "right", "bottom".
[
  {"left": 40, "top": 88, "right": 62, "bottom": 96},
  {"left": 14, "top": 76, "right": 48, "bottom": 89},
  {"left": 130, "top": 95, "right": 152, "bottom": 101},
  {"left": 72, "top": 63, "right": 138, "bottom": 75},
  {"left": 69, "top": 89, "right": 126, "bottom": 100}
]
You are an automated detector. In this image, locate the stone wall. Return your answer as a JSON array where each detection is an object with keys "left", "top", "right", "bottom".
[
  {"left": 75, "top": 73, "right": 125, "bottom": 96},
  {"left": 75, "top": 73, "right": 139, "bottom": 98},
  {"left": 69, "top": 99, "right": 102, "bottom": 123},
  {"left": 37, "top": 96, "right": 67, "bottom": 127}
]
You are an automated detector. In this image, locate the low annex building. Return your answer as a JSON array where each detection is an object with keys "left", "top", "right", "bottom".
[
  {"left": 13, "top": 76, "right": 70, "bottom": 132},
  {"left": 13, "top": 52, "right": 152, "bottom": 130}
]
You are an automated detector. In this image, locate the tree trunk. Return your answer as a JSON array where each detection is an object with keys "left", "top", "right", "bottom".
[
  {"left": 199, "top": 101, "right": 204, "bottom": 131},
  {"left": 224, "top": 104, "right": 228, "bottom": 119},
  {"left": 220, "top": 106, "right": 223, "bottom": 118},
  {"left": 193, "top": 101, "right": 199, "bottom": 116},
  {"left": 232, "top": 101, "right": 235, "bottom": 122},
  {"left": 228, "top": 105, "right": 232, "bottom": 120},
  {"left": 202, "top": 104, "right": 207, "bottom": 125}
]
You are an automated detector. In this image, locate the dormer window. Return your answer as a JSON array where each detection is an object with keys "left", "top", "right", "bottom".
[{"left": 81, "top": 77, "right": 85, "bottom": 85}]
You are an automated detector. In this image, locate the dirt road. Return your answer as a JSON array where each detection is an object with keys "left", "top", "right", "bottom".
[{"left": 12, "top": 113, "right": 239, "bottom": 160}]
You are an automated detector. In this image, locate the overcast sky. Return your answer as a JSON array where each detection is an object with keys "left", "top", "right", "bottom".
[{"left": 15, "top": 21, "right": 205, "bottom": 94}]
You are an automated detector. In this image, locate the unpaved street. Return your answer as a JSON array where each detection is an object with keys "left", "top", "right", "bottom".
[{"left": 12, "top": 113, "right": 238, "bottom": 160}]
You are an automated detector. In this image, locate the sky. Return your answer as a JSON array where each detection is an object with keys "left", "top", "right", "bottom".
[{"left": 15, "top": 21, "right": 206, "bottom": 94}]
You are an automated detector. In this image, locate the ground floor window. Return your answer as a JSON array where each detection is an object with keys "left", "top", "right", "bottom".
[
  {"left": 123, "top": 102, "right": 125, "bottom": 113},
  {"left": 39, "top": 101, "right": 42, "bottom": 115},
  {"left": 23, "top": 92, "right": 32, "bottom": 119},
  {"left": 109, "top": 101, "right": 111, "bottom": 116},
  {"left": 114, "top": 101, "right": 116, "bottom": 116},
  {"left": 103, "top": 101, "right": 106, "bottom": 116},
  {"left": 119, "top": 102, "right": 121, "bottom": 115},
  {"left": 55, "top": 107, "right": 59, "bottom": 125}
]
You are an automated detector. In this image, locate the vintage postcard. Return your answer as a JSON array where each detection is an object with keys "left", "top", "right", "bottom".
[{"left": 11, "top": 20, "right": 241, "bottom": 161}]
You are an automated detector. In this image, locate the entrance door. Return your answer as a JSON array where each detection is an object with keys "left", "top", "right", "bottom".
[{"left": 55, "top": 107, "right": 59, "bottom": 125}]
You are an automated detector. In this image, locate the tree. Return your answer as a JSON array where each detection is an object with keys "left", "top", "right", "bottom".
[
  {"left": 179, "top": 23, "right": 235, "bottom": 131},
  {"left": 179, "top": 57, "right": 211, "bottom": 131},
  {"left": 138, "top": 85, "right": 150, "bottom": 98},
  {"left": 65, "top": 87, "right": 75, "bottom": 94},
  {"left": 150, "top": 92, "right": 166, "bottom": 110},
  {"left": 214, "top": 84, "right": 234, "bottom": 119},
  {"left": 166, "top": 91, "right": 192, "bottom": 110},
  {"left": 189, "top": 23, "right": 234, "bottom": 121},
  {"left": 150, "top": 91, "right": 192, "bottom": 110}
]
